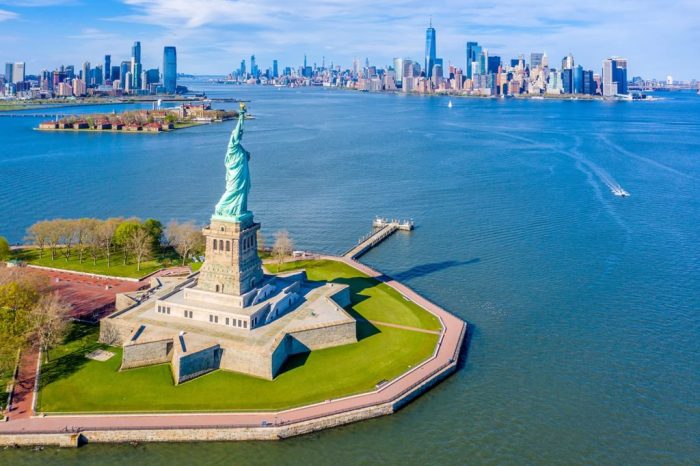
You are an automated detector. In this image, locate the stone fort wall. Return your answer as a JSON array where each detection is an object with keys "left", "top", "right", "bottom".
[{"left": 121, "top": 339, "right": 173, "bottom": 370}]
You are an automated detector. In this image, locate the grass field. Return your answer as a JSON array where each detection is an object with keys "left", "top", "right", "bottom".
[
  {"left": 13, "top": 248, "right": 163, "bottom": 279},
  {"left": 274, "top": 260, "right": 442, "bottom": 331},
  {"left": 37, "top": 260, "right": 441, "bottom": 413}
]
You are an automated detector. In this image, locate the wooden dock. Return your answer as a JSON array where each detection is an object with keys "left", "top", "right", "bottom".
[{"left": 344, "top": 217, "right": 414, "bottom": 260}]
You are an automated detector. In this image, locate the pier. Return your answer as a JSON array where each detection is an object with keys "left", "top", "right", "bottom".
[{"left": 344, "top": 217, "right": 414, "bottom": 260}]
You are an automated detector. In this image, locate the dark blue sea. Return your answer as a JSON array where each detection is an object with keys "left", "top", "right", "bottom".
[{"left": 1, "top": 85, "right": 699, "bottom": 464}]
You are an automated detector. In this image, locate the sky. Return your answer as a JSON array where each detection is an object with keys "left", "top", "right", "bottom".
[{"left": 0, "top": 0, "right": 698, "bottom": 80}]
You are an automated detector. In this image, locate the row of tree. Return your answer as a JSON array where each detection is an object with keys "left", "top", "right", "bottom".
[
  {"left": 25, "top": 218, "right": 205, "bottom": 271},
  {"left": 0, "top": 268, "right": 71, "bottom": 374}
]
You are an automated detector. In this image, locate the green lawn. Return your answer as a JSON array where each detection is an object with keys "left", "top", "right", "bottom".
[
  {"left": 13, "top": 248, "right": 162, "bottom": 279},
  {"left": 273, "top": 260, "right": 442, "bottom": 331},
  {"left": 38, "top": 322, "right": 436, "bottom": 413},
  {"left": 37, "top": 259, "right": 441, "bottom": 413}
]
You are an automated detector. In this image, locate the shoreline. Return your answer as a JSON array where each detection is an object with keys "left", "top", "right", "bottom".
[{"left": 0, "top": 255, "right": 468, "bottom": 447}]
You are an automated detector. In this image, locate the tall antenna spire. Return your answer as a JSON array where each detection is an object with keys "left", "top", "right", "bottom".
[{"left": 429, "top": 16, "right": 432, "bottom": 28}]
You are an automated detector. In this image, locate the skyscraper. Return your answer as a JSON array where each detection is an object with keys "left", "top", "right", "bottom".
[
  {"left": 424, "top": 20, "right": 436, "bottom": 78},
  {"left": 131, "top": 41, "right": 141, "bottom": 89},
  {"left": 250, "top": 55, "right": 258, "bottom": 78},
  {"left": 240, "top": 59, "right": 246, "bottom": 78},
  {"left": 12, "top": 62, "right": 25, "bottom": 83},
  {"left": 466, "top": 41, "right": 481, "bottom": 79},
  {"left": 573, "top": 65, "right": 584, "bottom": 94},
  {"left": 530, "top": 52, "right": 544, "bottom": 69},
  {"left": 4, "top": 63, "right": 12, "bottom": 83},
  {"left": 104, "top": 55, "right": 111, "bottom": 81},
  {"left": 163, "top": 46, "right": 177, "bottom": 93},
  {"left": 82, "top": 61, "right": 91, "bottom": 84},
  {"left": 132, "top": 41, "right": 141, "bottom": 64},
  {"left": 272, "top": 60, "right": 278, "bottom": 78},
  {"left": 602, "top": 57, "right": 628, "bottom": 96},
  {"left": 120, "top": 61, "right": 130, "bottom": 89},
  {"left": 393, "top": 58, "right": 404, "bottom": 86}
]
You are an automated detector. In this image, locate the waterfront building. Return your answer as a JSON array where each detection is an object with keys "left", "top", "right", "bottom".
[
  {"left": 562, "top": 68, "right": 573, "bottom": 94},
  {"left": 104, "top": 55, "right": 111, "bottom": 81},
  {"left": 272, "top": 59, "right": 278, "bottom": 78},
  {"left": 3, "top": 63, "right": 12, "bottom": 83},
  {"left": 582, "top": 70, "right": 595, "bottom": 95},
  {"left": 424, "top": 20, "right": 437, "bottom": 78},
  {"left": 163, "top": 46, "right": 177, "bottom": 93},
  {"left": 573, "top": 65, "right": 584, "bottom": 94},
  {"left": 603, "top": 57, "right": 628, "bottom": 96}
]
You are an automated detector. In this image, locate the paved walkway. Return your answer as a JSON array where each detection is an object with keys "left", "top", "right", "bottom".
[
  {"left": 0, "top": 257, "right": 466, "bottom": 435},
  {"left": 8, "top": 345, "right": 39, "bottom": 421},
  {"left": 364, "top": 320, "right": 441, "bottom": 335}
]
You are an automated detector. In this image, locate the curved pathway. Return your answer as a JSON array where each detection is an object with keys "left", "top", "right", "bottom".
[{"left": 0, "top": 257, "right": 466, "bottom": 438}]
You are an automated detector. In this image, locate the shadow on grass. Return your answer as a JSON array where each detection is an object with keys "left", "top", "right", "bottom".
[{"left": 40, "top": 323, "right": 101, "bottom": 388}]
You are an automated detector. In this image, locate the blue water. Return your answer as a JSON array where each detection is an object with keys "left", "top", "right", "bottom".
[{"left": 1, "top": 86, "right": 699, "bottom": 464}]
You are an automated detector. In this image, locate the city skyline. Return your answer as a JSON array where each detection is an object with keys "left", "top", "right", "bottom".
[{"left": 0, "top": 0, "right": 699, "bottom": 80}]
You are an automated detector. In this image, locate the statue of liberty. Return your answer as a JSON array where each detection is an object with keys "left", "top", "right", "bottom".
[{"left": 213, "top": 103, "right": 253, "bottom": 223}]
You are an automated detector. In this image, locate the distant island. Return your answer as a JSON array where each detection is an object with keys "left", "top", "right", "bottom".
[{"left": 37, "top": 102, "right": 238, "bottom": 133}]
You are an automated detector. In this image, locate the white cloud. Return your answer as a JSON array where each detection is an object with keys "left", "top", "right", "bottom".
[{"left": 0, "top": 8, "right": 17, "bottom": 21}]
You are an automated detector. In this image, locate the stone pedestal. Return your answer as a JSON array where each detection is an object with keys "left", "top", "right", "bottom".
[{"left": 196, "top": 217, "right": 263, "bottom": 298}]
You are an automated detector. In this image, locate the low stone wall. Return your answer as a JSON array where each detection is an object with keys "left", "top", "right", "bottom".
[
  {"left": 175, "top": 345, "right": 221, "bottom": 384},
  {"left": 219, "top": 345, "right": 273, "bottom": 380},
  {"left": 288, "top": 321, "right": 356, "bottom": 352},
  {"left": 121, "top": 339, "right": 173, "bottom": 370},
  {"left": 99, "top": 318, "right": 135, "bottom": 346},
  {"left": 0, "top": 433, "right": 79, "bottom": 447}
]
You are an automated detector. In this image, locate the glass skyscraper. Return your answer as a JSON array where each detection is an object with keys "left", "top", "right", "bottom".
[
  {"left": 104, "top": 55, "right": 111, "bottom": 81},
  {"left": 424, "top": 21, "right": 436, "bottom": 78},
  {"left": 466, "top": 41, "right": 481, "bottom": 79},
  {"left": 163, "top": 46, "right": 177, "bottom": 93}
]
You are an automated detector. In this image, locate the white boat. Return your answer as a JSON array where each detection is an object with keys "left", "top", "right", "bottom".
[
  {"left": 612, "top": 187, "right": 630, "bottom": 197},
  {"left": 448, "top": 100, "right": 453, "bottom": 108}
]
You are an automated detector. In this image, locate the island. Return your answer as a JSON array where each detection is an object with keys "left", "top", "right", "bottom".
[
  {"left": 0, "top": 104, "right": 467, "bottom": 447},
  {"left": 36, "top": 102, "right": 238, "bottom": 133}
]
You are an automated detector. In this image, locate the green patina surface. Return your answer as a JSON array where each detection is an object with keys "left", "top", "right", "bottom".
[{"left": 37, "top": 260, "right": 441, "bottom": 413}]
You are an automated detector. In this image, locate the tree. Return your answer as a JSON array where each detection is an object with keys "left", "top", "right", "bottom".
[
  {"left": 84, "top": 219, "right": 103, "bottom": 266},
  {"left": 26, "top": 221, "right": 50, "bottom": 259},
  {"left": 74, "top": 218, "right": 92, "bottom": 263},
  {"left": 114, "top": 219, "right": 141, "bottom": 265},
  {"left": 30, "top": 292, "right": 71, "bottom": 362},
  {"left": 58, "top": 219, "right": 75, "bottom": 262},
  {"left": 142, "top": 218, "right": 164, "bottom": 256},
  {"left": 45, "top": 219, "right": 63, "bottom": 261},
  {"left": 167, "top": 221, "right": 204, "bottom": 266},
  {"left": 0, "top": 236, "right": 10, "bottom": 262},
  {"left": 272, "top": 230, "right": 293, "bottom": 271},
  {"left": 126, "top": 226, "right": 152, "bottom": 271},
  {"left": 97, "top": 218, "right": 121, "bottom": 268},
  {"left": 0, "top": 270, "right": 45, "bottom": 373}
]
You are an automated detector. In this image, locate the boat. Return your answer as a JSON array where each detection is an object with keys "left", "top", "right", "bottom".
[
  {"left": 448, "top": 100, "right": 453, "bottom": 108},
  {"left": 612, "top": 187, "right": 630, "bottom": 197}
]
